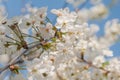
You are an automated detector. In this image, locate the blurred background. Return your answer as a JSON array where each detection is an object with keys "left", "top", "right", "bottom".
[{"left": 0, "top": 0, "right": 120, "bottom": 57}]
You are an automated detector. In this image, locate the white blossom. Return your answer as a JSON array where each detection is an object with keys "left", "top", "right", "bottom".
[{"left": 0, "top": 1, "right": 120, "bottom": 80}]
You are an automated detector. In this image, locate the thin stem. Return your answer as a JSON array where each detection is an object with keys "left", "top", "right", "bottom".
[
  {"left": 35, "top": 27, "right": 43, "bottom": 40},
  {"left": 32, "top": 26, "right": 43, "bottom": 39},
  {"left": 8, "top": 25, "right": 22, "bottom": 41},
  {"left": 22, "top": 33, "right": 40, "bottom": 40},
  {"left": 5, "top": 35, "right": 20, "bottom": 43},
  {"left": 15, "top": 24, "right": 24, "bottom": 41},
  {"left": 32, "top": 25, "right": 38, "bottom": 33},
  {"left": 46, "top": 16, "right": 52, "bottom": 24},
  {"left": 5, "top": 41, "right": 19, "bottom": 45}
]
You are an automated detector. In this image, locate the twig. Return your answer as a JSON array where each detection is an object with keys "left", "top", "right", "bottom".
[{"left": 77, "top": 58, "right": 111, "bottom": 74}]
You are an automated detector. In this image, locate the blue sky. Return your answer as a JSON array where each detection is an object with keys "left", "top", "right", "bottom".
[{"left": 1, "top": 0, "right": 120, "bottom": 56}]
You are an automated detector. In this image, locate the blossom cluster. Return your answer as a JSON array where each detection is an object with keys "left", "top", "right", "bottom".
[{"left": 0, "top": 0, "right": 120, "bottom": 80}]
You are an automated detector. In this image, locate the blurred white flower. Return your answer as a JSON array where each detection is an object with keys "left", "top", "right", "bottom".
[
  {"left": 89, "top": 3, "right": 108, "bottom": 19},
  {"left": 39, "top": 23, "right": 55, "bottom": 40},
  {"left": 66, "top": 0, "right": 86, "bottom": 8},
  {"left": 90, "top": 0, "right": 101, "bottom": 5},
  {"left": 0, "top": 54, "right": 9, "bottom": 64},
  {"left": 102, "top": 49, "right": 113, "bottom": 57},
  {"left": 93, "top": 55, "right": 105, "bottom": 67}
]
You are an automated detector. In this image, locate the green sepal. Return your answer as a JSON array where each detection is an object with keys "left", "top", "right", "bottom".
[
  {"left": 13, "top": 69, "right": 19, "bottom": 74},
  {"left": 102, "top": 61, "right": 109, "bottom": 67},
  {"left": 51, "top": 37, "right": 57, "bottom": 42},
  {"left": 43, "top": 43, "right": 52, "bottom": 50}
]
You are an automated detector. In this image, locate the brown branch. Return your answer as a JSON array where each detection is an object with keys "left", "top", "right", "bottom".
[{"left": 0, "top": 42, "right": 42, "bottom": 74}]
